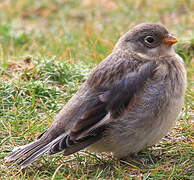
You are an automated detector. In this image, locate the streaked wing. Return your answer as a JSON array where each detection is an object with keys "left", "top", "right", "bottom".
[
  {"left": 8, "top": 61, "right": 157, "bottom": 168},
  {"left": 49, "top": 61, "right": 157, "bottom": 155}
]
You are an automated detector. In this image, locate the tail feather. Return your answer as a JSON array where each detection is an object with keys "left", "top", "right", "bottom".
[
  {"left": 5, "top": 141, "right": 43, "bottom": 162},
  {"left": 5, "top": 132, "right": 67, "bottom": 168},
  {"left": 18, "top": 142, "right": 53, "bottom": 169},
  {"left": 5, "top": 128, "right": 104, "bottom": 168}
]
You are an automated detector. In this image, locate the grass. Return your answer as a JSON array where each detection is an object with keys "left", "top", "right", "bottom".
[{"left": 0, "top": 0, "right": 193, "bottom": 179}]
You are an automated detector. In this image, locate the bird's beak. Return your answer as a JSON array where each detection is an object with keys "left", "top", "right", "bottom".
[{"left": 163, "top": 34, "right": 178, "bottom": 45}]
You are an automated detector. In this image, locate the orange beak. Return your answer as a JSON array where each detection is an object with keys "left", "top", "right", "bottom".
[{"left": 163, "top": 34, "right": 178, "bottom": 45}]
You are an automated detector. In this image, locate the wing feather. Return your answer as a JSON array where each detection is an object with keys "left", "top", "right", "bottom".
[
  {"left": 6, "top": 61, "right": 157, "bottom": 168},
  {"left": 50, "top": 61, "right": 157, "bottom": 155}
]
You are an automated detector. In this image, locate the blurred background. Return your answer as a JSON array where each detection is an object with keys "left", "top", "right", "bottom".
[{"left": 0, "top": 0, "right": 193, "bottom": 63}]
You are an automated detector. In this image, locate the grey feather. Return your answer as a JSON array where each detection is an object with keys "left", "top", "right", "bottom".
[
  {"left": 6, "top": 132, "right": 68, "bottom": 168},
  {"left": 5, "top": 23, "right": 186, "bottom": 168}
]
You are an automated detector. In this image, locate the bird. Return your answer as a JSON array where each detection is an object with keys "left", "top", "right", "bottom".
[{"left": 6, "top": 23, "right": 187, "bottom": 169}]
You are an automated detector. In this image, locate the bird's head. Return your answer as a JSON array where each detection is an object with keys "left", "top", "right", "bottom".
[{"left": 114, "top": 23, "right": 178, "bottom": 60}]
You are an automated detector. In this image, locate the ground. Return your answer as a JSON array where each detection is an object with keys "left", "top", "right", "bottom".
[{"left": 0, "top": 0, "right": 193, "bottom": 179}]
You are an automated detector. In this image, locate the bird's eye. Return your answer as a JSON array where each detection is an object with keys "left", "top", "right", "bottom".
[{"left": 144, "top": 36, "right": 155, "bottom": 44}]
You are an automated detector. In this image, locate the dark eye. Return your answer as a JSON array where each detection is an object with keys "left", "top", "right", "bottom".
[{"left": 144, "top": 36, "right": 155, "bottom": 44}]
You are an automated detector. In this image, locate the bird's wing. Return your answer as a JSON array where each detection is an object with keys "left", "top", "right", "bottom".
[
  {"left": 6, "top": 61, "right": 157, "bottom": 168},
  {"left": 49, "top": 61, "right": 157, "bottom": 154}
]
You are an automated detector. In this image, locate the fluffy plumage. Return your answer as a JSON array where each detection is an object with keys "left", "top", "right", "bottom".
[{"left": 6, "top": 23, "right": 186, "bottom": 168}]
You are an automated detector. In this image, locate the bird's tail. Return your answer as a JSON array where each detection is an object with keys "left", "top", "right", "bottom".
[{"left": 5, "top": 132, "right": 67, "bottom": 169}]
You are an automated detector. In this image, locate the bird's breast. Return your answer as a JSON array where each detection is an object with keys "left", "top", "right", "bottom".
[{"left": 88, "top": 56, "right": 187, "bottom": 157}]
